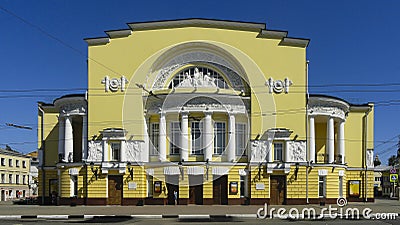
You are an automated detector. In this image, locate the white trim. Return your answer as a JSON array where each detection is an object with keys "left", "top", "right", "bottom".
[
  {"left": 212, "top": 167, "right": 229, "bottom": 175},
  {"left": 164, "top": 167, "right": 180, "bottom": 175},
  {"left": 238, "top": 169, "right": 247, "bottom": 176},
  {"left": 68, "top": 168, "right": 79, "bottom": 175},
  {"left": 187, "top": 166, "right": 204, "bottom": 175},
  {"left": 146, "top": 168, "right": 154, "bottom": 176},
  {"left": 318, "top": 169, "right": 328, "bottom": 176}
]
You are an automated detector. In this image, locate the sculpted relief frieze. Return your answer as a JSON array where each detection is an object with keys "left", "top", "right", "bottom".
[{"left": 288, "top": 141, "right": 306, "bottom": 162}]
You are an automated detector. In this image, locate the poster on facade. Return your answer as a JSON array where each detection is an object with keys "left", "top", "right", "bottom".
[
  {"left": 154, "top": 181, "right": 162, "bottom": 193},
  {"left": 348, "top": 180, "right": 360, "bottom": 197},
  {"left": 229, "top": 182, "right": 238, "bottom": 194}
]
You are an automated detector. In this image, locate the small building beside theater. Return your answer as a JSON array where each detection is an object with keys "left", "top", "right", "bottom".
[{"left": 37, "top": 19, "right": 374, "bottom": 205}]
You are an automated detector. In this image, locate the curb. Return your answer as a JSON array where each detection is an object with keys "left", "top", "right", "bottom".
[{"left": 0, "top": 214, "right": 256, "bottom": 220}]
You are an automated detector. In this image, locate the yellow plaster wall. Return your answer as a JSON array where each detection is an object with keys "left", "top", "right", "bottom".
[{"left": 249, "top": 166, "right": 270, "bottom": 199}]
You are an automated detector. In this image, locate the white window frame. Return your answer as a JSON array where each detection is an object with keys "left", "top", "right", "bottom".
[
  {"left": 318, "top": 175, "right": 326, "bottom": 198},
  {"left": 70, "top": 175, "right": 78, "bottom": 197},
  {"left": 9, "top": 174, "right": 12, "bottom": 184},
  {"left": 169, "top": 122, "right": 180, "bottom": 155},
  {"left": 9, "top": 159, "right": 13, "bottom": 167},
  {"left": 110, "top": 142, "right": 121, "bottom": 161},
  {"left": 235, "top": 123, "right": 247, "bottom": 156},
  {"left": 214, "top": 121, "right": 226, "bottom": 155},
  {"left": 191, "top": 121, "right": 203, "bottom": 155},
  {"left": 16, "top": 175, "right": 19, "bottom": 184},
  {"left": 149, "top": 123, "right": 159, "bottom": 155},
  {"left": 22, "top": 161, "right": 26, "bottom": 168},
  {"left": 1, "top": 174, "right": 4, "bottom": 183},
  {"left": 1, "top": 158, "right": 4, "bottom": 166},
  {"left": 16, "top": 160, "right": 20, "bottom": 167},
  {"left": 273, "top": 142, "right": 283, "bottom": 162}
]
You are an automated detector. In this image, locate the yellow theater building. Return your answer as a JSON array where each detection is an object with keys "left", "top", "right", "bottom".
[{"left": 37, "top": 19, "right": 374, "bottom": 205}]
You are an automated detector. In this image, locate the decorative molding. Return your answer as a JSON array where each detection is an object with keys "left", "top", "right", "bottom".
[
  {"left": 87, "top": 141, "right": 102, "bottom": 162},
  {"left": 146, "top": 168, "right": 154, "bottom": 176},
  {"left": 101, "top": 76, "right": 129, "bottom": 92},
  {"left": 176, "top": 67, "right": 218, "bottom": 88},
  {"left": 101, "top": 128, "right": 127, "bottom": 140},
  {"left": 126, "top": 141, "right": 144, "bottom": 162},
  {"left": 238, "top": 169, "right": 247, "bottom": 176},
  {"left": 265, "top": 77, "right": 293, "bottom": 94},
  {"left": 68, "top": 168, "right": 79, "bottom": 176},
  {"left": 250, "top": 140, "right": 269, "bottom": 163},
  {"left": 366, "top": 149, "right": 374, "bottom": 168},
  {"left": 318, "top": 169, "right": 328, "bottom": 176},
  {"left": 288, "top": 141, "right": 306, "bottom": 162},
  {"left": 151, "top": 51, "right": 244, "bottom": 91},
  {"left": 338, "top": 170, "right": 345, "bottom": 177},
  {"left": 308, "top": 106, "right": 346, "bottom": 120}
]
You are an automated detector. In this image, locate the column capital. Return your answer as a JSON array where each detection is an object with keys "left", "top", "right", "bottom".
[
  {"left": 203, "top": 110, "right": 213, "bottom": 116},
  {"left": 180, "top": 111, "right": 189, "bottom": 117}
]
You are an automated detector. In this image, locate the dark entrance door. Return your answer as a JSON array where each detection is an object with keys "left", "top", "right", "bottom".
[
  {"left": 108, "top": 175, "right": 123, "bottom": 205},
  {"left": 166, "top": 175, "right": 179, "bottom": 205},
  {"left": 189, "top": 175, "right": 203, "bottom": 205},
  {"left": 270, "top": 175, "right": 286, "bottom": 205},
  {"left": 213, "top": 175, "right": 228, "bottom": 205}
]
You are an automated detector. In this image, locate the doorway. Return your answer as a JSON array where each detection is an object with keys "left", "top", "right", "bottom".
[
  {"left": 213, "top": 175, "right": 228, "bottom": 205},
  {"left": 189, "top": 175, "right": 203, "bottom": 205},
  {"left": 108, "top": 175, "right": 123, "bottom": 205},
  {"left": 166, "top": 175, "right": 179, "bottom": 205},
  {"left": 270, "top": 175, "right": 286, "bottom": 205}
]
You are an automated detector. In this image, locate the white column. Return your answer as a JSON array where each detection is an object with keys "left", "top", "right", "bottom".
[
  {"left": 338, "top": 120, "right": 345, "bottom": 164},
  {"left": 82, "top": 115, "right": 88, "bottom": 160},
  {"left": 102, "top": 139, "right": 109, "bottom": 161},
  {"left": 327, "top": 117, "right": 335, "bottom": 163},
  {"left": 180, "top": 111, "right": 189, "bottom": 162},
  {"left": 227, "top": 113, "right": 236, "bottom": 162},
  {"left": 58, "top": 117, "right": 65, "bottom": 161},
  {"left": 203, "top": 111, "right": 213, "bottom": 161},
  {"left": 267, "top": 140, "right": 273, "bottom": 162},
  {"left": 120, "top": 140, "right": 126, "bottom": 162},
  {"left": 64, "top": 116, "right": 74, "bottom": 162},
  {"left": 309, "top": 116, "right": 315, "bottom": 163},
  {"left": 158, "top": 112, "right": 167, "bottom": 162},
  {"left": 285, "top": 141, "right": 290, "bottom": 162}
]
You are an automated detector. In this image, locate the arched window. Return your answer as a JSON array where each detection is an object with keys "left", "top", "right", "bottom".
[{"left": 168, "top": 67, "right": 229, "bottom": 89}]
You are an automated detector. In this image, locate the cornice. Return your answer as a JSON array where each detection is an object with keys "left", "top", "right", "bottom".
[
  {"left": 279, "top": 37, "right": 310, "bottom": 48},
  {"left": 127, "top": 18, "right": 266, "bottom": 32}
]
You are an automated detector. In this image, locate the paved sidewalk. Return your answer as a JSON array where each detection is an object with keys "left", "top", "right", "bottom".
[{"left": 0, "top": 198, "right": 398, "bottom": 221}]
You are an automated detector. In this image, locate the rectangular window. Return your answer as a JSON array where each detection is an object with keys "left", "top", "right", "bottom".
[
  {"left": 1, "top": 158, "right": 4, "bottom": 166},
  {"left": 16, "top": 175, "right": 19, "bottom": 184},
  {"left": 236, "top": 123, "right": 246, "bottom": 155},
  {"left": 318, "top": 176, "right": 326, "bottom": 198},
  {"left": 169, "top": 122, "right": 180, "bottom": 155},
  {"left": 22, "top": 161, "right": 26, "bottom": 168},
  {"left": 16, "top": 160, "right": 20, "bottom": 167},
  {"left": 9, "top": 159, "right": 13, "bottom": 167},
  {"left": 147, "top": 175, "right": 153, "bottom": 197},
  {"left": 22, "top": 175, "right": 26, "bottom": 185},
  {"left": 214, "top": 122, "right": 226, "bottom": 155},
  {"left": 191, "top": 121, "right": 203, "bottom": 155},
  {"left": 274, "top": 143, "right": 283, "bottom": 161},
  {"left": 71, "top": 175, "right": 78, "bottom": 197},
  {"left": 1, "top": 174, "right": 4, "bottom": 183},
  {"left": 149, "top": 123, "right": 159, "bottom": 155},
  {"left": 111, "top": 142, "right": 121, "bottom": 161},
  {"left": 9, "top": 174, "right": 12, "bottom": 184}
]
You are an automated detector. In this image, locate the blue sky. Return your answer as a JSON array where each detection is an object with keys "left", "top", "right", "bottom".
[{"left": 0, "top": 0, "right": 399, "bottom": 165}]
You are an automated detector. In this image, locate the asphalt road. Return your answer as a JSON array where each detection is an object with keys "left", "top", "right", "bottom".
[{"left": 2, "top": 218, "right": 400, "bottom": 225}]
